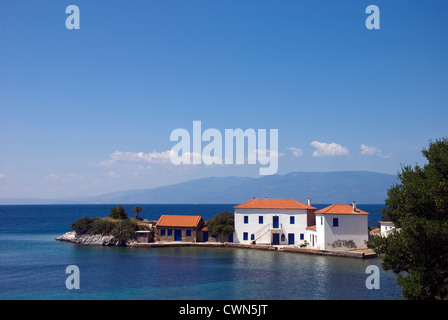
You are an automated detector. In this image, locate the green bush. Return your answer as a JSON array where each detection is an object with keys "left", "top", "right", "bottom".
[
  {"left": 109, "top": 206, "right": 128, "bottom": 219},
  {"left": 90, "top": 219, "right": 115, "bottom": 235},
  {"left": 111, "top": 219, "right": 137, "bottom": 243},
  {"left": 205, "top": 211, "right": 235, "bottom": 235},
  {"left": 71, "top": 216, "right": 98, "bottom": 235}
]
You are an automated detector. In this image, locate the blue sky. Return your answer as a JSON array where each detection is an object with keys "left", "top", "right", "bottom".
[{"left": 1, "top": 0, "right": 447, "bottom": 199}]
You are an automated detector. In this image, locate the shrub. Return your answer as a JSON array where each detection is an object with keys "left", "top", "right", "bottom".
[
  {"left": 71, "top": 216, "right": 98, "bottom": 235},
  {"left": 205, "top": 211, "right": 235, "bottom": 235},
  {"left": 90, "top": 219, "right": 115, "bottom": 235},
  {"left": 109, "top": 206, "right": 128, "bottom": 219},
  {"left": 111, "top": 219, "right": 137, "bottom": 243}
]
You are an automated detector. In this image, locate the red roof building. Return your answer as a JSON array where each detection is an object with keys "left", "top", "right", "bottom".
[
  {"left": 156, "top": 215, "right": 204, "bottom": 228},
  {"left": 233, "top": 198, "right": 316, "bottom": 245},
  {"left": 155, "top": 215, "right": 204, "bottom": 242},
  {"left": 310, "top": 202, "right": 370, "bottom": 250},
  {"left": 234, "top": 198, "right": 315, "bottom": 210},
  {"left": 315, "top": 204, "right": 369, "bottom": 215}
]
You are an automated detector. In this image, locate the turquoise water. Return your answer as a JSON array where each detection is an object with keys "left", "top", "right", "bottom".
[{"left": 0, "top": 204, "right": 404, "bottom": 300}]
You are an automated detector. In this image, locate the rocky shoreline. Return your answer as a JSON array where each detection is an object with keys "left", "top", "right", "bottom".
[{"left": 56, "top": 231, "right": 126, "bottom": 246}]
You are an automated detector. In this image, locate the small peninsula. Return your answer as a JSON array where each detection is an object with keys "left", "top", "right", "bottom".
[{"left": 56, "top": 206, "right": 154, "bottom": 246}]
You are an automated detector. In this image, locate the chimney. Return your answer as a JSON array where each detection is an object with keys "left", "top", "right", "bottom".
[
  {"left": 353, "top": 201, "right": 357, "bottom": 213},
  {"left": 308, "top": 198, "right": 311, "bottom": 206}
]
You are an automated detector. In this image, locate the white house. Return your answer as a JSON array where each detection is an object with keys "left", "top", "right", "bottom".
[
  {"left": 379, "top": 220, "right": 396, "bottom": 237},
  {"left": 307, "top": 202, "right": 369, "bottom": 250},
  {"left": 233, "top": 198, "right": 316, "bottom": 245}
]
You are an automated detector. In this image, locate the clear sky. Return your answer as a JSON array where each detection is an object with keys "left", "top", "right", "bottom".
[{"left": 1, "top": 0, "right": 447, "bottom": 199}]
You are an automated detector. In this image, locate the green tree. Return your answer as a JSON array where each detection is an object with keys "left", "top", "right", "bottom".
[
  {"left": 90, "top": 218, "right": 115, "bottom": 235},
  {"left": 132, "top": 206, "right": 143, "bottom": 219},
  {"left": 71, "top": 216, "right": 97, "bottom": 235},
  {"left": 367, "top": 138, "right": 448, "bottom": 300},
  {"left": 111, "top": 219, "right": 137, "bottom": 244},
  {"left": 109, "top": 206, "right": 128, "bottom": 220},
  {"left": 205, "top": 211, "right": 235, "bottom": 235}
]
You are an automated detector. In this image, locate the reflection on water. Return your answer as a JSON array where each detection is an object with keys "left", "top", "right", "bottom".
[{"left": 115, "top": 246, "right": 403, "bottom": 300}]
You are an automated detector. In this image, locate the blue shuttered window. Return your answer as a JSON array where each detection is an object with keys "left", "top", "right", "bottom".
[{"left": 333, "top": 218, "right": 339, "bottom": 227}]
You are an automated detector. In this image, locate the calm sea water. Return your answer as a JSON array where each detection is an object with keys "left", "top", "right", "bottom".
[{"left": 0, "top": 204, "right": 404, "bottom": 300}]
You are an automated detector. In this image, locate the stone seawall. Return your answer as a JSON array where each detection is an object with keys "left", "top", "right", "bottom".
[{"left": 279, "top": 246, "right": 376, "bottom": 259}]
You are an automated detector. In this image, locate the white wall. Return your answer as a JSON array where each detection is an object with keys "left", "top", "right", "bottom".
[
  {"left": 305, "top": 229, "right": 319, "bottom": 248},
  {"left": 315, "top": 214, "right": 368, "bottom": 250},
  {"left": 314, "top": 215, "right": 325, "bottom": 249},
  {"left": 234, "top": 208, "right": 308, "bottom": 245},
  {"left": 380, "top": 222, "right": 395, "bottom": 237}
]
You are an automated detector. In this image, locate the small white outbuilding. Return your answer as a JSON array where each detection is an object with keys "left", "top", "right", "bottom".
[
  {"left": 307, "top": 202, "right": 369, "bottom": 250},
  {"left": 379, "top": 220, "right": 396, "bottom": 237}
]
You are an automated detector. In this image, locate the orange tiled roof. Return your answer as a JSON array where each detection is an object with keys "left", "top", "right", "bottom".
[
  {"left": 156, "top": 215, "right": 203, "bottom": 227},
  {"left": 315, "top": 204, "right": 369, "bottom": 215},
  {"left": 306, "top": 225, "right": 316, "bottom": 231},
  {"left": 234, "top": 198, "right": 315, "bottom": 210}
]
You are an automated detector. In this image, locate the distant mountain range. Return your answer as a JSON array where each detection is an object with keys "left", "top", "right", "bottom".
[{"left": 0, "top": 171, "right": 398, "bottom": 205}]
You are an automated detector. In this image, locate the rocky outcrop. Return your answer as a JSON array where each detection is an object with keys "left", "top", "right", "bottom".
[{"left": 56, "top": 231, "right": 125, "bottom": 246}]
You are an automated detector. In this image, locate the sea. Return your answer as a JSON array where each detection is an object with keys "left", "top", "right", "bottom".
[{"left": 0, "top": 204, "right": 404, "bottom": 300}]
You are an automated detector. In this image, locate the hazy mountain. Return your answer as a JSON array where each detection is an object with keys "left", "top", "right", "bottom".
[{"left": 0, "top": 171, "right": 398, "bottom": 205}]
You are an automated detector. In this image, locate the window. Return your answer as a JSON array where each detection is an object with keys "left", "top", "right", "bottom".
[
  {"left": 333, "top": 218, "right": 339, "bottom": 227},
  {"left": 290, "top": 216, "right": 295, "bottom": 224},
  {"left": 168, "top": 229, "right": 173, "bottom": 236},
  {"left": 186, "top": 230, "right": 191, "bottom": 237},
  {"left": 161, "top": 229, "right": 166, "bottom": 236},
  {"left": 259, "top": 216, "right": 263, "bottom": 224},
  {"left": 320, "top": 217, "right": 323, "bottom": 225},
  {"left": 251, "top": 234, "right": 255, "bottom": 240},
  {"left": 300, "top": 233, "right": 304, "bottom": 240},
  {"left": 243, "top": 232, "right": 248, "bottom": 241},
  {"left": 244, "top": 216, "right": 249, "bottom": 224}
]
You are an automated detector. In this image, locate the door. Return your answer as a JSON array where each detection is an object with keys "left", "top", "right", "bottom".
[
  {"left": 174, "top": 229, "right": 182, "bottom": 241},
  {"left": 288, "top": 233, "right": 294, "bottom": 245},
  {"left": 203, "top": 231, "right": 209, "bottom": 242},
  {"left": 273, "top": 216, "right": 279, "bottom": 229},
  {"left": 272, "top": 233, "right": 280, "bottom": 245}
]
